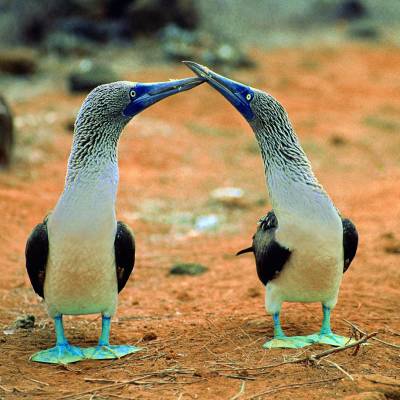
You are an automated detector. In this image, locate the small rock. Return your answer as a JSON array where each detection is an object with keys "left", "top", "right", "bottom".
[
  {"left": 384, "top": 245, "right": 400, "bottom": 255},
  {"left": 211, "top": 187, "right": 246, "bottom": 208},
  {"left": 330, "top": 134, "right": 347, "bottom": 146},
  {"left": 67, "top": 60, "right": 119, "bottom": 93},
  {"left": 202, "top": 43, "right": 255, "bottom": 69},
  {"left": 45, "top": 32, "right": 93, "bottom": 57},
  {"left": 161, "top": 25, "right": 254, "bottom": 69},
  {"left": 247, "top": 287, "right": 261, "bottom": 298},
  {"left": 343, "top": 392, "right": 386, "bottom": 400},
  {"left": 0, "top": 49, "right": 37, "bottom": 75},
  {"left": 195, "top": 214, "right": 219, "bottom": 231},
  {"left": 127, "top": 0, "right": 198, "bottom": 36},
  {"left": 346, "top": 20, "right": 381, "bottom": 40},
  {"left": 14, "top": 314, "right": 35, "bottom": 329},
  {"left": 142, "top": 332, "right": 157, "bottom": 341},
  {"left": 169, "top": 263, "right": 207, "bottom": 276},
  {"left": 335, "top": 0, "right": 368, "bottom": 21},
  {"left": 177, "top": 291, "right": 193, "bottom": 302},
  {"left": 0, "top": 95, "right": 14, "bottom": 167}
]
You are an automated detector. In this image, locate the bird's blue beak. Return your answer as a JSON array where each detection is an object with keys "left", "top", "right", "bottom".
[
  {"left": 123, "top": 76, "right": 204, "bottom": 117},
  {"left": 183, "top": 61, "right": 255, "bottom": 121}
]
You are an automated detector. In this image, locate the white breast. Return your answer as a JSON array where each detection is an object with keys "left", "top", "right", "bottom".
[
  {"left": 44, "top": 163, "right": 119, "bottom": 318},
  {"left": 265, "top": 178, "right": 344, "bottom": 314}
]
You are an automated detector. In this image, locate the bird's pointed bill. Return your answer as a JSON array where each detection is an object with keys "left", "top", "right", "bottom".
[
  {"left": 183, "top": 61, "right": 255, "bottom": 121},
  {"left": 123, "top": 76, "right": 204, "bottom": 116}
]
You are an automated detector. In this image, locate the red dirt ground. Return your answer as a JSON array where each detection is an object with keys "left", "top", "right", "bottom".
[{"left": 0, "top": 44, "right": 399, "bottom": 399}]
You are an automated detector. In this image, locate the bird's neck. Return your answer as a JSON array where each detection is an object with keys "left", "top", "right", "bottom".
[
  {"left": 54, "top": 123, "right": 123, "bottom": 224},
  {"left": 251, "top": 120, "right": 338, "bottom": 226}
]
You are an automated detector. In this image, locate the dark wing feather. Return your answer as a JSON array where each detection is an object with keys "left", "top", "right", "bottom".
[
  {"left": 237, "top": 210, "right": 291, "bottom": 285},
  {"left": 342, "top": 218, "right": 358, "bottom": 273},
  {"left": 114, "top": 221, "right": 135, "bottom": 293},
  {"left": 25, "top": 221, "right": 48, "bottom": 298}
]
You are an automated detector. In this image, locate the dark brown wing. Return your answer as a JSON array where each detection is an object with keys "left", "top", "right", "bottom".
[
  {"left": 25, "top": 221, "right": 48, "bottom": 298},
  {"left": 342, "top": 218, "right": 358, "bottom": 273},
  {"left": 237, "top": 210, "right": 291, "bottom": 285},
  {"left": 114, "top": 221, "right": 135, "bottom": 293}
]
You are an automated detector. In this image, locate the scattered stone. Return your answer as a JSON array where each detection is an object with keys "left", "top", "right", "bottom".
[
  {"left": 247, "top": 287, "right": 261, "bottom": 298},
  {"left": 0, "top": 49, "right": 37, "bottom": 75},
  {"left": 14, "top": 314, "right": 35, "bottom": 329},
  {"left": 142, "top": 332, "right": 157, "bottom": 341},
  {"left": 346, "top": 20, "right": 381, "bottom": 40},
  {"left": 384, "top": 245, "right": 400, "bottom": 255},
  {"left": 381, "top": 232, "right": 395, "bottom": 240},
  {"left": 202, "top": 43, "right": 255, "bottom": 69},
  {"left": 169, "top": 263, "right": 207, "bottom": 276},
  {"left": 211, "top": 187, "right": 247, "bottom": 208},
  {"left": 161, "top": 25, "right": 255, "bottom": 69},
  {"left": 127, "top": 0, "right": 198, "bottom": 36},
  {"left": 45, "top": 32, "right": 94, "bottom": 57},
  {"left": 335, "top": 0, "right": 368, "bottom": 21},
  {"left": 67, "top": 59, "right": 119, "bottom": 93},
  {"left": 330, "top": 134, "right": 347, "bottom": 146},
  {"left": 0, "top": 95, "right": 14, "bottom": 168},
  {"left": 195, "top": 214, "right": 219, "bottom": 231},
  {"left": 177, "top": 291, "right": 193, "bottom": 302}
]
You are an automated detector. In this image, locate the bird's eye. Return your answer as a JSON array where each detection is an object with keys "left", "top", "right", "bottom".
[
  {"left": 130, "top": 90, "right": 136, "bottom": 98},
  {"left": 246, "top": 93, "right": 252, "bottom": 101}
]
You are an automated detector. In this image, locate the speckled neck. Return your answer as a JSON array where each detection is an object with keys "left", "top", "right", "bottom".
[
  {"left": 65, "top": 125, "right": 121, "bottom": 187},
  {"left": 249, "top": 92, "right": 336, "bottom": 221}
]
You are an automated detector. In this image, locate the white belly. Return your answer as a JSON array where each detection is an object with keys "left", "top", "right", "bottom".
[
  {"left": 44, "top": 194, "right": 118, "bottom": 318},
  {"left": 265, "top": 215, "right": 343, "bottom": 314}
]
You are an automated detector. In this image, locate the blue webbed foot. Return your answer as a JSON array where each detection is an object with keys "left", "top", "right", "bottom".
[
  {"left": 84, "top": 315, "right": 142, "bottom": 360},
  {"left": 307, "top": 332, "right": 357, "bottom": 347},
  {"left": 31, "top": 344, "right": 85, "bottom": 364},
  {"left": 263, "top": 312, "right": 314, "bottom": 349},
  {"left": 263, "top": 335, "right": 314, "bottom": 349},
  {"left": 84, "top": 344, "right": 141, "bottom": 360},
  {"left": 30, "top": 315, "right": 85, "bottom": 364},
  {"left": 307, "top": 305, "right": 358, "bottom": 347}
]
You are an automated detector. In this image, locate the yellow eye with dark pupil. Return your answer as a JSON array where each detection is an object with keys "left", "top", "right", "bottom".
[
  {"left": 246, "top": 93, "right": 252, "bottom": 101},
  {"left": 130, "top": 90, "right": 136, "bottom": 98}
]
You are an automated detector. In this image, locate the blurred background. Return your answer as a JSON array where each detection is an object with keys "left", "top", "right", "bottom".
[{"left": 1, "top": 2, "right": 400, "bottom": 398}]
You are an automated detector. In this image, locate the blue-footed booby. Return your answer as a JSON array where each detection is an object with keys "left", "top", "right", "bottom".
[
  {"left": 25, "top": 76, "right": 204, "bottom": 364},
  {"left": 184, "top": 61, "right": 358, "bottom": 349}
]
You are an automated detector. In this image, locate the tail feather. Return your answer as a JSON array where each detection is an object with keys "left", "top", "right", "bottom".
[{"left": 236, "top": 246, "right": 254, "bottom": 256}]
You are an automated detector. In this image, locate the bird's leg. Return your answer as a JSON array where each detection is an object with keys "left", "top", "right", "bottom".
[
  {"left": 263, "top": 312, "right": 314, "bottom": 349},
  {"left": 83, "top": 315, "right": 141, "bottom": 360},
  {"left": 306, "top": 305, "right": 357, "bottom": 347},
  {"left": 30, "top": 315, "right": 85, "bottom": 364}
]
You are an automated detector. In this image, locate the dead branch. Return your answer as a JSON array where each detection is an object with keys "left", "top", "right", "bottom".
[
  {"left": 297, "top": 331, "right": 377, "bottom": 362},
  {"left": 344, "top": 320, "right": 400, "bottom": 349}
]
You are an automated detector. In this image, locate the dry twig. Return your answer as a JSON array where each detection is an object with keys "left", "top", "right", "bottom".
[
  {"left": 323, "top": 359, "right": 354, "bottom": 381},
  {"left": 246, "top": 377, "right": 343, "bottom": 399},
  {"left": 344, "top": 320, "right": 400, "bottom": 349},
  {"left": 230, "top": 381, "right": 246, "bottom": 400}
]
